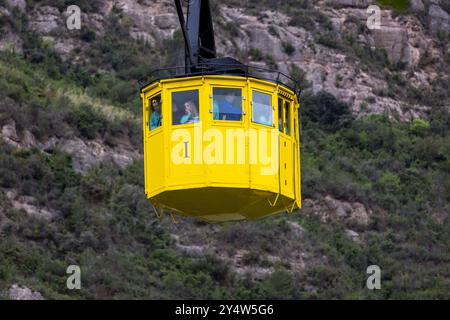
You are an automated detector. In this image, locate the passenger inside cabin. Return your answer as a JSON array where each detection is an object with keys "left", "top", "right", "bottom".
[
  {"left": 215, "top": 90, "right": 242, "bottom": 121},
  {"left": 179, "top": 100, "right": 199, "bottom": 124},
  {"left": 150, "top": 97, "right": 162, "bottom": 130}
]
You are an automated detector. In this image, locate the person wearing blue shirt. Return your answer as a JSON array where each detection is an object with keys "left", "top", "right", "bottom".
[{"left": 214, "top": 91, "right": 241, "bottom": 121}]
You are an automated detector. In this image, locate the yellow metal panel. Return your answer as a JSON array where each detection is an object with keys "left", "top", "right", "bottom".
[
  {"left": 248, "top": 83, "right": 279, "bottom": 194},
  {"left": 143, "top": 88, "right": 164, "bottom": 197},
  {"left": 204, "top": 78, "right": 250, "bottom": 187},
  {"left": 278, "top": 98, "right": 295, "bottom": 199},
  {"left": 147, "top": 129, "right": 165, "bottom": 197},
  {"left": 142, "top": 93, "right": 148, "bottom": 195},
  {"left": 295, "top": 104, "right": 302, "bottom": 208},
  {"left": 280, "top": 136, "right": 294, "bottom": 198},
  {"left": 166, "top": 84, "right": 206, "bottom": 188}
]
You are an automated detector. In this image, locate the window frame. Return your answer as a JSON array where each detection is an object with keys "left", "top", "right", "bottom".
[
  {"left": 211, "top": 86, "right": 245, "bottom": 124},
  {"left": 251, "top": 90, "right": 274, "bottom": 128},
  {"left": 278, "top": 97, "right": 293, "bottom": 137},
  {"left": 284, "top": 100, "right": 291, "bottom": 136},
  {"left": 170, "top": 88, "right": 201, "bottom": 127},
  {"left": 278, "top": 97, "right": 283, "bottom": 133},
  {"left": 148, "top": 93, "right": 163, "bottom": 132}
]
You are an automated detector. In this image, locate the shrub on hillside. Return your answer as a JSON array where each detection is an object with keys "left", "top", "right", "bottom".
[
  {"left": 66, "top": 103, "right": 106, "bottom": 139},
  {"left": 301, "top": 91, "right": 353, "bottom": 131}
]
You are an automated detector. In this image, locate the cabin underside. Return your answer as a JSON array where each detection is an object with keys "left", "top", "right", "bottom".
[{"left": 150, "top": 187, "right": 297, "bottom": 222}]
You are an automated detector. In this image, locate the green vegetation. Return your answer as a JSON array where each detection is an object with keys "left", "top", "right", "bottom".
[
  {"left": 377, "top": 0, "right": 410, "bottom": 13},
  {"left": 317, "top": 32, "right": 342, "bottom": 49},
  {"left": 288, "top": 8, "right": 332, "bottom": 32},
  {"left": 223, "top": 21, "right": 240, "bottom": 38},
  {"left": 0, "top": 52, "right": 141, "bottom": 147},
  {"left": 289, "top": 64, "right": 311, "bottom": 90},
  {"left": 247, "top": 48, "right": 278, "bottom": 70},
  {"left": 264, "top": 54, "right": 278, "bottom": 70},
  {"left": 441, "top": 2, "right": 450, "bottom": 15},
  {"left": 282, "top": 41, "right": 295, "bottom": 56},
  {"left": 268, "top": 25, "right": 279, "bottom": 38},
  {"left": 248, "top": 48, "right": 264, "bottom": 62}
]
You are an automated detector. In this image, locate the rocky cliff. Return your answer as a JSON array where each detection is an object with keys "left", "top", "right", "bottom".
[{"left": 2, "top": 0, "right": 448, "bottom": 120}]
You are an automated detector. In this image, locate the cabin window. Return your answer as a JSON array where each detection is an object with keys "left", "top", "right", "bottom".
[
  {"left": 294, "top": 110, "right": 297, "bottom": 139},
  {"left": 278, "top": 98, "right": 283, "bottom": 132},
  {"left": 172, "top": 90, "right": 200, "bottom": 125},
  {"left": 252, "top": 91, "right": 272, "bottom": 126},
  {"left": 212, "top": 88, "right": 242, "bottom": 121},
  {"left": 284, "top": 100, "right": 291, "bottom": 135},
  {"left": 149, "top": 94, "right": 162, "bottom": 131}
]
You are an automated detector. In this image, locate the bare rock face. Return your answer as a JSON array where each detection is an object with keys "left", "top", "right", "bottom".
[
  {"left": 345, "top": 229, "right": 361, "bottom": 243},
  {"left": 61, "top": 137, "right": 139, "bottom": 174},
  {"left": 371, "top": 23, "right": 409, "bottom": 65},
  {"left": 216, "top": 4, "right": 444, "bottom": 121},
  {"left": 409, "top": 0, "right": 425, "bottom": 12},
  {"left": 0, "top": 120, "right": 37, "bottom": 148},
  {"left": 4, "top": 189, "right": 58, "bottom": 220},
  {"left": 167, "top": 217, "right": 315, "bottom": 279},
  {"left": 8, "top": 284, "right": 45, "bottom": 300},
  {"left": 0, "top": 31, "right": 23, "bottom": 54},
  {"left": 28, "top": 6, "right": 62, "bottom": 35},
  {"left": 115, "top": 0, "right": 178, "bottom": 44},
  {"left": 154, "top": 13, "right": 179, "bottom": 30},
  {"left": 0, "top": 8, "right": 23, "bottom": 54},
  {"left": 428, "top": 4, "right": 450, "bottom": 36},
  {"left": 303, "top": 196, "right": 372, "bottom": 226},
  {"left": 0, "top": 120, "right": 140, "bottom": 174},
  {"left": 287, "top": 221, "right": 306, "bottom": 238},
  {"left": 336, "top": 8, "right": 433, "bottom": 68},
  {"left": 327, "top": 0, "right": 374, "bottom": 8},
  {"left": 52, "top": 38, "right": 80, "bottom": 59},
  {"left": 3, "top": 0, "right": 447, "bottom": 123},
  {"left": 13, "top": 0, "right": 447, "bottom": 122},
  {"left": 6, "top": 0, "right": 26, "bottom": 11}
]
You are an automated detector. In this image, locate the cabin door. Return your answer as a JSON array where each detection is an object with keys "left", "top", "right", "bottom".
[{"left": 278, "top": 98, "right": 295, "bottom": 199}]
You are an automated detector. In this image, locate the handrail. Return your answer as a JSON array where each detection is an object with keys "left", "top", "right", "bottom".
[{"left": 138, "top": 62, "right": 302, "bottom": 97}]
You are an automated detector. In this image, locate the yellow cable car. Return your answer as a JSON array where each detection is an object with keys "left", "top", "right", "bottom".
[{"left": 139, "top": 0, "right": 301, "bottom": 222}]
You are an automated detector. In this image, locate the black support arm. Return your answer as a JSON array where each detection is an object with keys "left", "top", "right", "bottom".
[{"left": 174, "top": 0, "right": 217, "bottom": 69}]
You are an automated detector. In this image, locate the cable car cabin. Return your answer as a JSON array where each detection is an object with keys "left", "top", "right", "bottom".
[
  {"left": 138, "top": 0, "right": 301, "bottom": 222},
  {"left": 140, "top": 71, "right": 301, "bottom": 222}
]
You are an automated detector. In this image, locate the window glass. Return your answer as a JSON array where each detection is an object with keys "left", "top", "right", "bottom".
[
  {"left": 252, "top": 91, "right": 272, "bottom": 126},
  {"left": 149, "top": 94, "right": 162, "bottom": 131},
  {"left": 284, "top": 101, "right": 291, "bottom": 135},
  {"left": 278, "top": 98, "right": 283, "bottom": 132},
  {"left": 172, "top": 90, "right": 199, "bottom": 125},
  {"left": 212, "top": 88, "right": 242, "bottom": 121}
]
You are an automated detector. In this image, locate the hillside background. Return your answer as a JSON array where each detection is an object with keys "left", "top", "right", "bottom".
[{"left": 0, "top": 0, "right": 449, "bottom": 299}]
